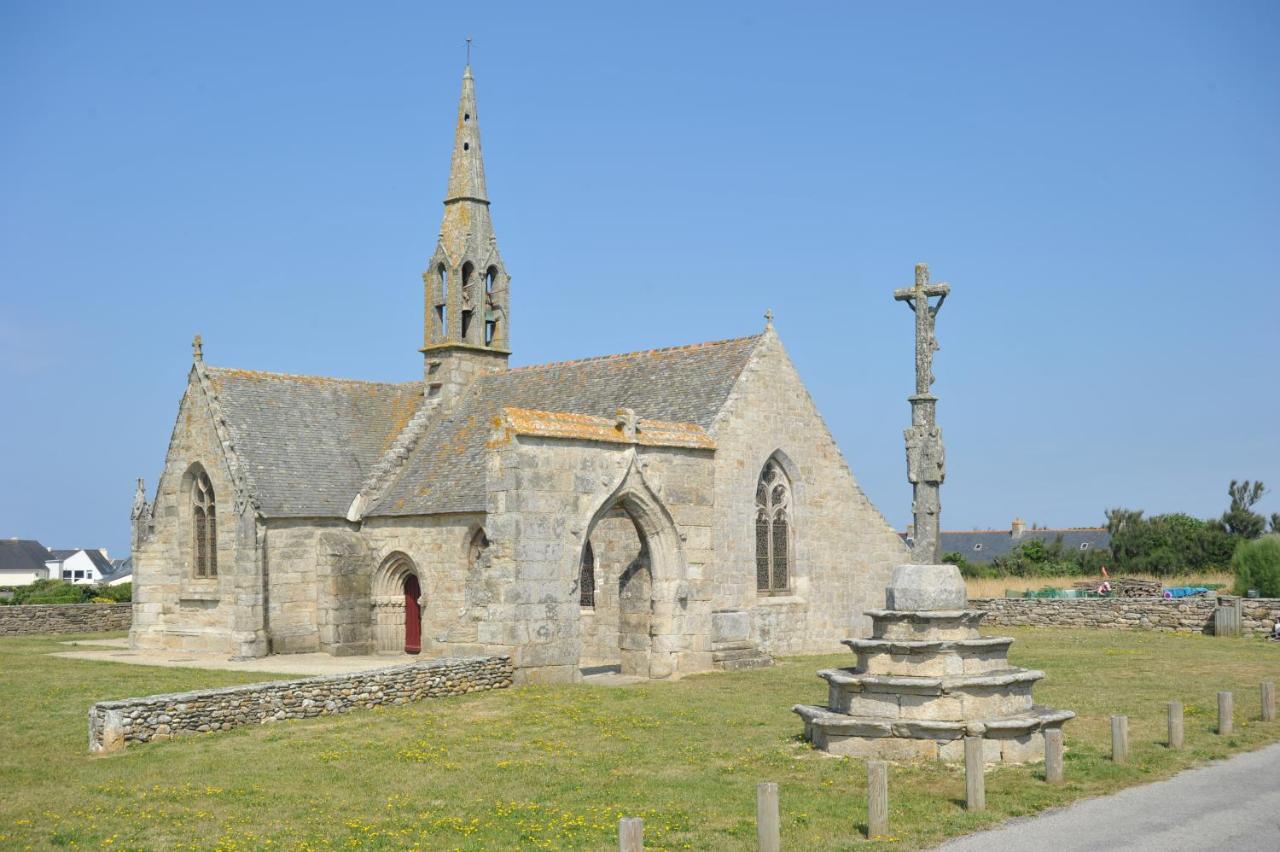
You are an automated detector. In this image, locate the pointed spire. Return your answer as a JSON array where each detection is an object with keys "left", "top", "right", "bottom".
[{"left": 445, "top": 63, "right": 488, "bottom": 203}]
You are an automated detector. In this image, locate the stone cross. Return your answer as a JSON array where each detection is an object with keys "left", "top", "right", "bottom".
[
  {"left": 893, "top": 263, "right": 949, "bottom": 395},
  {"left": 893, "top": 263, "right": 950, "bottom": 565},
  {"left": 192, "top": 334, "right": 203, "bottom": 362}
]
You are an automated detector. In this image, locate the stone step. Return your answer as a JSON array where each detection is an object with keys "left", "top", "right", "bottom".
[
  {"left": 710, "top": 640, "right": 758, "bottom": 653},
  {"left": 793, "top": 702, "right": 1075, "bottom": 763},
  {"left": 865, "top": 608, "right": 987, "bottom": 641},
  {"left": 842, "top": 636, "right": 1014, "bottom": 677},
  {"left": 818, "top": 667, "right": 1044, "bottom": 721},
  {"left": 717, "top": 655, "right": 773, "bottom": 671}
]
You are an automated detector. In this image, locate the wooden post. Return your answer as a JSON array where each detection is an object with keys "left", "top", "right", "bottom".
[
  {"left": 964, "top": 736, "right": 986, "bottom": 811},
  {"left": 1167, "top": 701, "right": 1184, "bottom": 749},
  {"left": 1262, "top": 682, "right": 1276, "bottom": 723},
  {"left": 1043, "top": 727, "right": 1064, "bottom": 784},
  {"left": 866, "top": 760, "right": 889, "bottom": 839},
  {"left": 1218, "top": 691, "right": 1233, "bottom": 736},
  {"left": 756, "top": 781, "right": 780, "bottom": 852},
  {"left": 619, "top": 817, "right": 644, "bottom": 852},
  {"left": 1110, "top": 715, "right": 1128, "bottom": 763}
]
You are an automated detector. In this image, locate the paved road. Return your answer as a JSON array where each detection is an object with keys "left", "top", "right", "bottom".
[{"left": 938, "top": 742, "right": 1280, "bottom": 851}]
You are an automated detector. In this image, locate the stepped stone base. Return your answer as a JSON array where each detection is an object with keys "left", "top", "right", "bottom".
[{"left": 793, "top": 563, "right": 1073, "bottom": 764}]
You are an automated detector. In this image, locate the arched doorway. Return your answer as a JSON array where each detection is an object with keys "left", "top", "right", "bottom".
[
  {"left": 403, "top": 574, "right": 422, "bottom": 654},
  {"left": 578, "top": 502, "right": 653, "bottom": 677},
  {"left": 372, "top": 553, "right": 423, "bottom": 655}
]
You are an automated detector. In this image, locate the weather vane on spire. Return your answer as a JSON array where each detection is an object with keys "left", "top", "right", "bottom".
[{"left": 466, "top": 37, "right": 472, "bottom": 66}]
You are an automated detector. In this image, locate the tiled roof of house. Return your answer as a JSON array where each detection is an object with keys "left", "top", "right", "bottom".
[
  {"left": 202, "top": 368, "right": 425, "bottom": 517},
  {"left": 48, "top": 548, "right": 115, "bottom": 574},
  {"left": 937, "top": 528, "right": 1111, "bottom": 564},
  {"left": 369, "top": 334, "right": 762, "bottom": 516},
  {"left": 0, "top": 539, "right": 53, "bottom": 573}
]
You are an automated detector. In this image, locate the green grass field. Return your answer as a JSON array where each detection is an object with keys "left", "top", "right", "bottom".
[{"left": 1, "top": 629, "right": 1277, "bottom": 850}]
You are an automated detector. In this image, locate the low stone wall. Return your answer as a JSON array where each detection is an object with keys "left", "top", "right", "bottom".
[
  {"left": 971, "top": 597, "right": 1279, "bottom": 638},
  {"left": 0, "top": 603, "right": 132, "bottom": 636},
  {"left": 88, "top": 655, "right": 513, "bottom": 753}
]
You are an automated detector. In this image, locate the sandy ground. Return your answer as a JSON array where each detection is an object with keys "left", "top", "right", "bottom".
[
  {"left": 52, "top": 639, "right": 644, "bottom": 684},
  {"left": 52, "top": 638, "right": 419, "bottom": 676}
]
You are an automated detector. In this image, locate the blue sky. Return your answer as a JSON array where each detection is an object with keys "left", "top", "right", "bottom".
[{"left": 2, "top": 1, "right": 1278, "bottom": 558}]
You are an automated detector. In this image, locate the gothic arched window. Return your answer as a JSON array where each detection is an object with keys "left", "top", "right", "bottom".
[
  {"left": 192, "top": 469, "right": 217, "bottom": 578},
  {"left": 755, "top": 459, "right": 791, "bottom": 593},
  {"left": 468, "top": 528, "right": 489, "bottom": 569},
  {"left": 579, "top": 542, "right": 596, "bottom": 608}
]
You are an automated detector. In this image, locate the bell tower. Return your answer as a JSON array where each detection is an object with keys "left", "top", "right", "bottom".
[{"left": 421, "top": 63, "right": 511, "bottom": 398}]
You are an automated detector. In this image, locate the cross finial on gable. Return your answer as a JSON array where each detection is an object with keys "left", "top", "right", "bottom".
[
  {"left": 192, "top": 334, "right": 203, "bottom": 363},
  {"left": 764, "top": 308, "right": 774, "bottom": 328}
]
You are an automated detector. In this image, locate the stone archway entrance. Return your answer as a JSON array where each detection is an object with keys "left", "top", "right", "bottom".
[
  {"left": 578, "top": 501, "right": 657, "bottom": 678},
  {"left": 403, "top": 574, "right": 422, "bottom": 654},
  {"left": 372, "top": 553, "right": 423, "bottom": 655}
]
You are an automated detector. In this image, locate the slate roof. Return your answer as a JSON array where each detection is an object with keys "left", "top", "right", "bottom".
[
  {"left": 937, "top": 529, "right": 1111, "bottom": 564},
  {"left": 369, "top": 334, "right": 763, "bottom": 516},
  {"left": 202, "top": 368, "right": 425, "bottom": 517},
  {"left": 0, "top": 539, "right": 53, "bottom": 573},
  {"left": 49, "top": 548, "right": 115, "bottom": 575}
]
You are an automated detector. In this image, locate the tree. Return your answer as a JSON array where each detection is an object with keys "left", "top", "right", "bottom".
[
  {"left": 1218, "top": 479, "right": 1267, "bottom": 540},
  {"left": 1232, "top": 535, "right": 1280, "bottom": 597}
]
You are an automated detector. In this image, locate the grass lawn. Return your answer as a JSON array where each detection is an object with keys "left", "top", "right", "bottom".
[{"left": 1, "top": 629, "right": 1277, "bottom": 850}]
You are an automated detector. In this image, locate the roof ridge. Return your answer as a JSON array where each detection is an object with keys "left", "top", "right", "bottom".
[
  {"left": 506, "top": 333, "right": 763, "bottom": 373},
  {"left": 204, "top": 366, "right": 422, "bottom": 387},
  {"left": 941, "top": 527, "right": 1108, "bottom": 534}
]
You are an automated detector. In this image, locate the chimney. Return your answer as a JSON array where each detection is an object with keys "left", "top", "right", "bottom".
[{"left": 1011, "top": 518, "right": 1026, "bottom": 538}]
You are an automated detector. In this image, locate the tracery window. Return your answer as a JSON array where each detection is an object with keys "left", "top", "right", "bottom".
[
  {"left": 579, "top": 542, "right": 596, "bottom": 608},
  {"left": 755, "top": 459, "right": 791, "bottom": 593},
  {"left": 192, "top": 470, "right": 217, "bottom": 577}
]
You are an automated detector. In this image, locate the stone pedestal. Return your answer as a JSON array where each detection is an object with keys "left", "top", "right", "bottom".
[{"left": 793, "top": 564, "right": 1073, "bottom": 763}]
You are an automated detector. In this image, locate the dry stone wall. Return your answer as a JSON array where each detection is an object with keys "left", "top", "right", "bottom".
[
  {"left": 972, "top": 597, "right": 1279, "bottom": 638},
  {"left": 88, "top": 655, "right": 513, "bottom": 753},
  {"left": 0, "top": 603, "right": 132, "bottom": 636}
]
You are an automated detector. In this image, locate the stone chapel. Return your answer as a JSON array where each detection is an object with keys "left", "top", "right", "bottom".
[{"left": 129, "top": 65, "right": 908, "bottom": 682}]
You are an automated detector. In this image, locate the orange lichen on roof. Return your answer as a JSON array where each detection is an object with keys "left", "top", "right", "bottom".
[{"left": 496, "top": 407, "right": 715, "bottom": 450}]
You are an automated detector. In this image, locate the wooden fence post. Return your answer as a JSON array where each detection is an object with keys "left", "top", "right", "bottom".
[
  {"left": 1262, "top": 682, "right": 1276, "bottom": 723},
  {"left": 1218, "top": 691, "right": 1233, "bottom": 736},
  {"left": 1167, "top": 701, "right": 1184, "bottom": 749},
  {"left": 866, "top": 760, "right": 889, "bottom": 839},
  {"left": 757, "top": 781, "right": 779, "bottom": 852},
  {"left": 1043, "top": 727, "right": 1064, "bottom": 784},
  {"left": 619, "top": 817, "right": 644, "bottom": 852},
  {"left": 964, "top": 736, "right": 986, "bottom": 811},
  {"left": 1110, "top": 715, "right": 1128, "bottom": 763}
]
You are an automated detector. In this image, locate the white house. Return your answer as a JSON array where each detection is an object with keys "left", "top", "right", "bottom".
[
  {"left": 0, "top": 539, "right": 53, "bottom": 586},
  {"left": 47, "top": 549, "right": 114, "bottom": 585}
]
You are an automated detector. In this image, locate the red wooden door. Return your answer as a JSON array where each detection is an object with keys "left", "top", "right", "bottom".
[{"left": 403, "top": 575, "right": 422, "bottom": 654}]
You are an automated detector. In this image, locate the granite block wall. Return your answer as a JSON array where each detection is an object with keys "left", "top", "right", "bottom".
[
  {"left": 0, "top": 603, "right": 133, "bottom": 636},
  {"left": 972, "top": 597, "right": 1279, "bottom": 638},
  {"left": 88, "top": 655, "right": 513, "bottom": 753}
]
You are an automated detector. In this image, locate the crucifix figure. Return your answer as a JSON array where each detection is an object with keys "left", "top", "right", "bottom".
[
  {"left": 893, "top": 263, "right": 950, "bottom": 565},
  {"left": 893, "top": 263, "right": 949, "bottom": 394}
]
